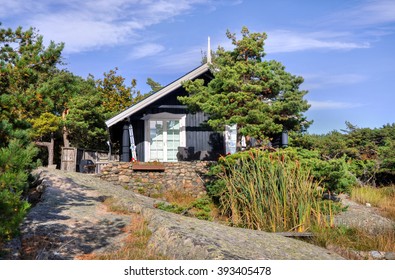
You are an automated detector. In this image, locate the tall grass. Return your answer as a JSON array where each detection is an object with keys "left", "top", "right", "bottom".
[
  {"left": 218, "top": 150, "right": 332, "bottom": 232},
  {"left": 351, "top": 185, "right": 395, "bottom": 220},
  {"left": 311, "top": 226, "right": 395, "bottom": 259}
]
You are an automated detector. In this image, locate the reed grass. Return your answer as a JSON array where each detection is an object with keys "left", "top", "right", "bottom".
[{"left": 218, "top": 150, "right": 332, "bottom": 232}]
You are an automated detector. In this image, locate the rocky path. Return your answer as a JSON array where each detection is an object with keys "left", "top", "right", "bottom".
[{"left": 5, "top": 168, "right": 344, "bottom": 260}]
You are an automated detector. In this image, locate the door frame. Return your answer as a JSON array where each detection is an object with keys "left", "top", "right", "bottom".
[{"left": 144, "top": 113, "right": 186, "bottom": 162}]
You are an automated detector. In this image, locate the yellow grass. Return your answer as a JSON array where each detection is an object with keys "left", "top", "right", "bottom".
[
  {"left": 351, "top": 185, "right": 395, "bottom": 220},
  {"left": 163, "top": 189, "right": 197, "bottom": 208},
  {"left": 312, "top": 226, "right": 395, "bottom": 259}
]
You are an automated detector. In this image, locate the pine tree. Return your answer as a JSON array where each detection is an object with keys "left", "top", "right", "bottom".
[
  {"left": 0, "top": 24, "right": 62, "bottom": 240},
  {"left": 179, "top": 27, "right": 311, "bottom": 148}
]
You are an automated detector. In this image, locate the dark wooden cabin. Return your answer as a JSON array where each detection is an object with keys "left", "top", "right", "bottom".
[{"left": 105, "top": 63, "right": 227, "bottom": 162}]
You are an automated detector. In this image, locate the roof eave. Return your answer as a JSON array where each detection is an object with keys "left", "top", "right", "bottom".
[{"left": 105, "top": 63, "right": 210, "bottom": 128}]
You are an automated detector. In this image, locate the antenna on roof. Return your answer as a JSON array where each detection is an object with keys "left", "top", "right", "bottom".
[{"left": 207, "top": 36, "right": 212, "bottom": 64}]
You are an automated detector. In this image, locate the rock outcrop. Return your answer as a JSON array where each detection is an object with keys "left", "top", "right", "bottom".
[{"left": 7, "top": 168, "right": 343, "bottom": 260}]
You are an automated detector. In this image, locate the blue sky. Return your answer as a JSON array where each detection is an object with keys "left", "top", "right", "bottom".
[{"left": 1, "top": 0, "right": 394, "bottom": 134}]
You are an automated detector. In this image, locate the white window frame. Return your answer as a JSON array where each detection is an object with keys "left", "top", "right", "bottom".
[{"left": 144, "top": 114, "right": 186, "bottom": 162}]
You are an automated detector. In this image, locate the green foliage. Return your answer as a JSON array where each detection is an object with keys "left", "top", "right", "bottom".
[
  {"left": 96, "top": 68, "right": 146, "bottom": 116},
  {"left": 0, "top": 138, "right": 38, "bottom": 240},
  {"left": 179, "top": 26, "right": 311, "bottom": 143},
  {"left": 291, "top": 122, "right": 395, "bottom": 185},
  {"left": 0, "top": 25, "right": 64, "bottom": 240},
  {"left": 146, "top": 77, "right": 163, "bottom": 95},
  {"left": 64, "top": 79, "right": 108, "bottom": 150},
  {"left": 156, "top": 202, "right": 186, "bottom": 214},
  {"left": 348, "top": 159, "right": 378, "bottom": 185},
  {"left": 156, "top": 196, "right": 214, "bottom": 221},
  {"left": 308, "top": 156, "right": 357, "bottom": 193},
  {"left": 0, "top": 24, "right": 64, "bottom": 124},
  {"left": 30, "top": 112, "right": 61, "bottom": 139},
  {"left": 211, "top": 149, "right": 335, "bottom": 232}
]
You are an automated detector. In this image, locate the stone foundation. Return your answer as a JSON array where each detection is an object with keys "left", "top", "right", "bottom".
[{"left": 97, "top": 161, "right": 213, "bottom": 198}]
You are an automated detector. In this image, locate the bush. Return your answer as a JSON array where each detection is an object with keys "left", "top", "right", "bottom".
[
  {"left": 308, "top": 156, "right": 357, "bottom": 193},
  {"left": 0, "top": 139, "right": 38, "bottom": 241},
  {"left": 348, "top": 159, "right": 378, "bottom": 185}
]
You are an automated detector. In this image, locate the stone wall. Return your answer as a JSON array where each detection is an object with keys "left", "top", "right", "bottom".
[{"left": 98, "top": 161, "right": 213, "bottom": 198}]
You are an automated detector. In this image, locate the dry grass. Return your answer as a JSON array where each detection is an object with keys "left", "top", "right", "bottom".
[
  {"left": 76, "top": 198, "right": 167, "bottom": 260},
  {"left": 310, "top": 185, "right": 395, "bottom": 259},
  {"left": 312, "top": 226, "right": 395, "bottom": 259},
  {"left": 101, "top": 197, "right": 130, "bottom": 214},
  {"left": 159, "top": 189, "right": 226, "bottom": 222},
  {"left": 351, "top": 185, "right": 395, "bottom": 220},
  {"left": 20, "top": 235, "right": 55, "bottom": 260},
  {"left": 163, "top": 189, "right": 197, "bottom": 208}
]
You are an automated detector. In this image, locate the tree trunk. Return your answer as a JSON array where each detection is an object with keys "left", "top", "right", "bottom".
[
  {"left": 62, "top": 108, "right": 70, "bottom": 148},
  {"left": 48, "top": 135, "right": 54, "bottom": 166}
]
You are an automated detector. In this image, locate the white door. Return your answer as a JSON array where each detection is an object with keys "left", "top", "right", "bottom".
[{"left": 149, "top": 120, "right": 180, "bottom": 162}]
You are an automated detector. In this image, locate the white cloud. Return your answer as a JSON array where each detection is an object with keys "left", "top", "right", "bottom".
[
  {"left": 2, "top": 0, "right": 211, "bottom": 53},
  {"left": 154, "top": 48, "right": 204, "bottom": 72},
  {"left": 29, "top": 14, "right": 139, "bottom": 53},
  {"left": 214, "top": 29, "right": 370, "bottom": 54},
  {"left": 0, "top": 0, "right": 36, "bottom": 17},
  {"left": 334, "top": 0, "right": 395, "bottom": 26},
  {"left": 308, "top": 100, "right": 364, "bottom": 110},
  {"left": 128, "top": 43, "right": 166, "bottom": 59},
  {"left": 265, "top": 30, "right": 370, "bottom": 53},
  {"left": 302, "top": 73, "right": 367, "bottom": 90}
]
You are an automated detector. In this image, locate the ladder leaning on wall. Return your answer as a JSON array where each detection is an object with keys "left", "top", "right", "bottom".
[{"left": 128, "top": 124, "right": 137, "bottom": 161}]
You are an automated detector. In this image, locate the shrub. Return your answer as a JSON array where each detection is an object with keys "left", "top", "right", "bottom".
[
  {"left": 308, "top": 156, "right": 357, "bottom": 193},
  {"left": 0, "top": 139, "right": 38, "bottom": 240},
  {"left": 348, "top": 159, "right": 378, "bottom": 185},
  {"left": 156, "top": 195, "right": 215, "bottom": 221}
]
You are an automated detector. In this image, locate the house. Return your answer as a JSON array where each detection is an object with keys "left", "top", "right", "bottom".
[{"left": 105, "top": 61, "right": 232, "bottom": 162}]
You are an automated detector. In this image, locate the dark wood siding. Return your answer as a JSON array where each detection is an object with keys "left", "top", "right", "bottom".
[
  {"left": 131, "top": 120, "right": 145, "bottom": 162},
  {"left": 186, "top": 112, "right": 224, "bottom": 160}
]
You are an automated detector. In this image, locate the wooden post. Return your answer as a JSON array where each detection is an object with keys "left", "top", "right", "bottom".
[{"left": 35, "top": 134, "right": 55, "bottom": 166}]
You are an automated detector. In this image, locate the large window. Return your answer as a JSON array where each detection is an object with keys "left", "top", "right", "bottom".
[{"left": 146, "top": 116, "right": 185, "bottom": 162}]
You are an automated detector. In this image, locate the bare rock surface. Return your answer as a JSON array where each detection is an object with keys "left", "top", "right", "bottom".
[
  {"left": 335, "top": 194, "right": 395, "bottom": 234},
  {"left": 6, "top": 168, "right": 343, "bottom": 260}
]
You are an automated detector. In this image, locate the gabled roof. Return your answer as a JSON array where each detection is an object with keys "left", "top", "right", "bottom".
[{"left": 105, "top": 63, "right": 210, "bottom": 128}]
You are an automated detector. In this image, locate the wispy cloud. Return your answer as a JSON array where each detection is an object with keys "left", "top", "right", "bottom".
[
  {"left": 128, "top": 43, "right": 166, "bottom": 60},
  {"left": 2, "top": 0, "right": 212, "bottom": 53},
  {"left": 214, "top": 29, "right": 370, "bottom": 54},
  {"left": 331, "top": 0, "right": 395, "bottom": 27},
  {"left": 154, "top": 48, "right": 204, "bottom": 72},
  {"left": 308, "top": 100, "right": 364, "bottom": 110},
  {"left": 302, "top": 73, "right": 367, "bottom": 90},
  {"left": 265, "top": 30, "right": 370, "bottom": 53}
]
